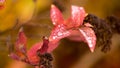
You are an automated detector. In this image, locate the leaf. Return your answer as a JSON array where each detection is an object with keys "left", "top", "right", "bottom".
[
  {"left": 27, "top": 42, "right": 42, "bottom": 65},
  {"left": 79, "top": 27, "right": 96, "bottom": 52},
  {"left": 49, "top": 24, "right": 70, "bottom": 42},
  {"left": 67, "top": 30, "right": 85, "bottom": 41},
  {"left": 27, "top": 37, "right": 49, "bottom": 65},
  {"left": 71, "top": 5, "right": 86, "bottom": 27},
  {"left": 50, "top": 5, "right": 64, "bottom": 25},
  {"left": 37, "top": 36, "right": 49, "bottom": 54},
  {"left": 47, "top": 40, "right": 59, "bottom": 53},
  {"left": 15, "top": 28, "right": 27, "bottom": 54},
  {"left": 48, "top": 24, "right": 71, "bottom": 52}
]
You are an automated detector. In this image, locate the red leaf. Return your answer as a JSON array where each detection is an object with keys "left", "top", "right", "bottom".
[
  {"left": 49, "top": 24, "right": 71, "bottom": 42},
  {"left": 48, "top": 24, "right": 71, "bottom": 52},
  {"left": 15, "top": 28, "right": 27, "bottom": 54},
  {"left": 79, "top": 27, "right": 96, "bottom": 52},
  {"left": 37, "top": 36, "right": 49, "bottom": 54},
  {"left": 71, "top": 5, "right": 86, "bottom": 27},
  {"left": 50, "top": 5, "right": 64, "bottom": 25},
  {"left": 47, "top": 40, "right": 59, "bottom": 53},
  {"left": 67, "top": 30, "right": 85, "bottom": 41},
  {"left": 27, "top": 37, "right": 49, "bottom": 65},
  {"left": 68, "top": 27, "right": 96, "bottom": 52},
  {"left": 27, "top": 42, "right": 43, "bottom": 65}
]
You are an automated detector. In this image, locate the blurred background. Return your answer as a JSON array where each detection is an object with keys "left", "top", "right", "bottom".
[{"left": 0, "top": 0, "right": 120, "bottom": 68}]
